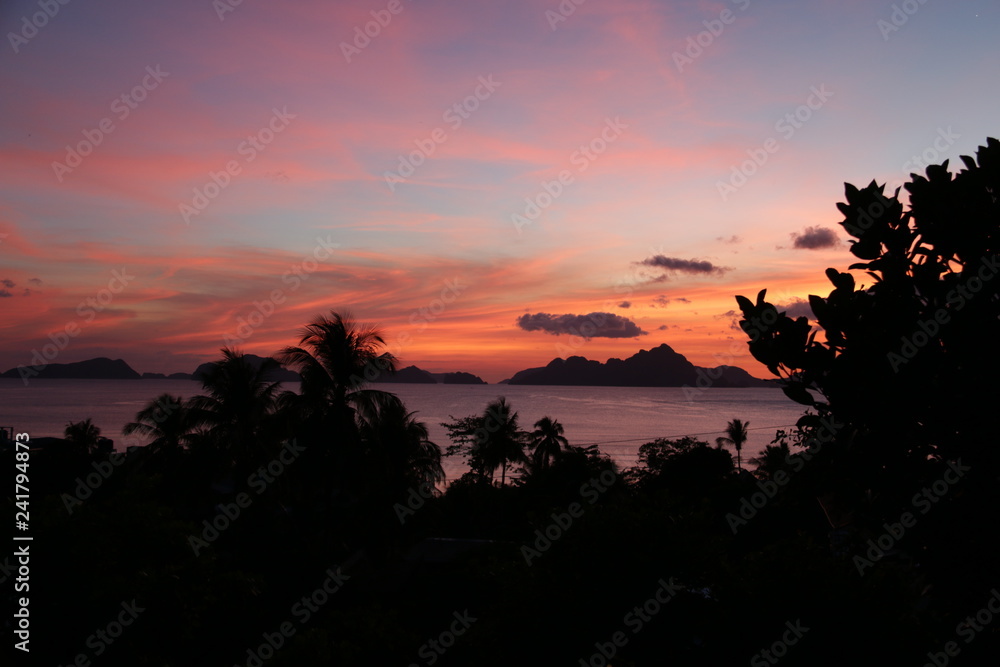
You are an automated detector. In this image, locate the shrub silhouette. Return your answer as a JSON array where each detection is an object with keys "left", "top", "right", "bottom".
[
  {"left": 736, "top": 137, "right": 1000, "bottom": 483},
  {"left": 631, "top": 435, "right": 734, "bottom": 493},
  {"left": 735, "top": 138, "right": 1000, "bottom": 631}
]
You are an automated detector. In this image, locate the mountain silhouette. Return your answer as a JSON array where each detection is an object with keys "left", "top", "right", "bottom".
[
  {"left": 191, "top": 354, "right": 300, "bottom": 383},
  {"left": 500, "top": 343, "right": 771, "bottom": 387},
  {"left": 0, "top": 349, "right": 753, "bottom": 387},
  {"left": 430, "top": 371, "right": 487, "bottom": 384},
  {"left": 1, "top": 357, "right": 141, "bottom": 380},
  {"left": 370, "top": 365, "right": 488, "bottom": 384},
  {"left": 371, "top": 365, "right": 436, "bottom": 383}
]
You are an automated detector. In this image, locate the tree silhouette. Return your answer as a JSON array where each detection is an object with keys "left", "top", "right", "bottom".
[
  {"left": 276, "top": 310, "right": 404, "bottom": 496},
  {"left": 186, "top": 348, "right": 285, "bottom": 470},
  {"left": 478, "top": 397, "right": 528, "bottom": 485},
  {"left": 123, "top": 393, "right": 191, "bottom": 454},
  {"left": 278, "top": 310, "right": 398, "bottom": 410},
  {"left": 715, "top": 418, "right": 749, "bottom": 469},
  {"left": 443, "top": 397, "right": 527, "bottom": 485},
  {"left": 735, "top": 137, "right": 1000, "bottom": 482},
  {"left": 733, "top": 138, "right": 1000, "bottom": 630},
  {"left": 528, "top": 416, "right": 569, "bottom": 470},
  {"left": 747, "top": 440, "right": 792, "bottom": 481},
  {"left": 632, "top": 435, "right": 733, "bottom": 492},
  {"left": 277, "top": 311, "right": 400, "bottom": 444},
  {"left": 64, "top": 418, "right": 101, "bottom": 455},
  {"left": 356, "top": 395, "right": 444, "bottom": 495}
]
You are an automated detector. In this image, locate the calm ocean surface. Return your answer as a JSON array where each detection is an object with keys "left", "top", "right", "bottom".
[{"left": 0, "top": 380, "right": 808, "bottom": 480}]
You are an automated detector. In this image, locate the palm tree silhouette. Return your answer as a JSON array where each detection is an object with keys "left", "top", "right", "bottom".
[
  {"left": 747, "top": 441, "right": 791, "bottom": 480},
  {"left": 474, "top": 397, "right": 527, "bottom": 486},
  {"left": 716, "top": 418, "right": 749, "bottom": 470},
  {"left": 529, "top": 416, "right": 569, "bottom": 470},
  {"left": 186, "top": 348, "right": 285, "bottom": 469},
  {"left": 356, "top": 396, "right": 444, "bottom": 493},
  {"left": 278, "top": 310, "right": 398, "bottom": 410},
  {"left": 64, "top": 418, "right": 101, "bottom": 454},
  {"left": 277, "top": 311, "right": 405, "bottom": 494},
  {"left": 123, "top": 393, "right": 191, "bottom": 454}
]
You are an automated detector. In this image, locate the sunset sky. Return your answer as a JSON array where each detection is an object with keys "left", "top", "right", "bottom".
[{"left": 1, "top": 0, "right": 997, "bottom": 382}]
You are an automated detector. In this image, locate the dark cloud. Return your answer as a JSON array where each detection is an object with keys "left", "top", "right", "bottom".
[
  {"left": 791, "top": 226, "right": 838, "bottom": 250},
  {"left": 717, "top": 235, "right": 742, "bottom": 244},
  {"left": 779, "top": 298, "right": 814, "bottom": 320},
  {"left": 675, "top": 297, "right": 691, "bottom": 303},
  {"left": 0, "top": 290, "right": 12, "bottom": 297},
  {"left": 657, "top": 325, "right": 668, "bottom": 330},
  {"left": 1, "top": 279, "right": 14, "bottom": 288},
  {"left": 28, "top": 278, "right": 42, "bottom": 285},
  {"left": 617, "top": 301, "right": 631, "bottom": 309},
  {"left": 637, "top": 255, "right": 730, "bottom": 276},
  {"left": 516, "top": 312, "right": 647, "bottom": 339}
]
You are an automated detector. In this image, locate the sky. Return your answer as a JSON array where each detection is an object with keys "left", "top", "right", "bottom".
[{"left": 1, "top": 0, "right": 997, "bottom": 383}]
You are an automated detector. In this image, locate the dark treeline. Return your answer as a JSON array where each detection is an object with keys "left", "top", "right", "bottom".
[{"left": 6, "top": 139, "right": 1000, "bottom": 666}]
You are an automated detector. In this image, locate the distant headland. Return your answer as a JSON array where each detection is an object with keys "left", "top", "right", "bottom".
[{"left": 1, "top": 343, "right": 772, "bottom": 388}]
